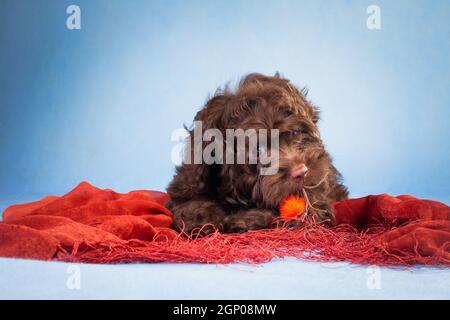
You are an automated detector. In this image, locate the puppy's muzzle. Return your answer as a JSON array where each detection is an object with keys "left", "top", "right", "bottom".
[{"left": 290, "top": 163, "right": 308, "bottom": 181}]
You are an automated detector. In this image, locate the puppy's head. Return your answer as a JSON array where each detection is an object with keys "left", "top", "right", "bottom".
[{"left": 188, "top": 73, "right": 333, "bottom": 211}]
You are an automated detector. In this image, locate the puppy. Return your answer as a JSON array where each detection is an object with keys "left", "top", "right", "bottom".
[{"left": 167, "top": 73, "right": 348, "bottom": 235}]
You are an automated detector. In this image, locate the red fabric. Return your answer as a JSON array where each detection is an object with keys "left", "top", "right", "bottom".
[
  {"left": 334, "top": 195, "right": 450, "bottom": 263},
  {"left": 0, "top": 182, "right": 177, "bottom": 260},
  {"left": 0, "top": 182, "right": 449, "bottom": 265}
]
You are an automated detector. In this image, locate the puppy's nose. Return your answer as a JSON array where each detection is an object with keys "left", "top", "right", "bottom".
[{"left": 291, "top": 164, "right": 308, "bottom": 180}]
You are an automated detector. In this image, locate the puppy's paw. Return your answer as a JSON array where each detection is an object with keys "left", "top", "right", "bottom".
[
  {"left": 171, "top": 201, "right": 226, "bottom": 237},
  {"left": 223, "top": 209, "right": 274, "bottom": 233},
  {"left": 310, "top": 202, "right": 335, "bottom": 224}
]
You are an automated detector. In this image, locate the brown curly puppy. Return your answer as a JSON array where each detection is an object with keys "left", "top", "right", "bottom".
[{"left": 167, "top": 73, "right": 348, "bottom": 235}]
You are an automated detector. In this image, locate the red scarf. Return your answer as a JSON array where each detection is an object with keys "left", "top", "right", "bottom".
[{"left": 1, "top": 182, "right": 449, "bottom": 265}]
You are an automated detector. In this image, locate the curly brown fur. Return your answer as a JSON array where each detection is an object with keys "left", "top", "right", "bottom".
[{"left": 167, "top": 73, "right": 348, "bottom": 235}]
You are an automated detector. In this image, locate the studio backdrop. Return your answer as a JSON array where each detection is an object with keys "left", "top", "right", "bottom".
[{"left": 0, "top": 0, "right": 448, "bottom": 203}]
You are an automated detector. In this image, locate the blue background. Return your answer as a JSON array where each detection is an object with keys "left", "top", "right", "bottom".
[{"left": 0, "top": 0, "right": 449, "bottom": 202}]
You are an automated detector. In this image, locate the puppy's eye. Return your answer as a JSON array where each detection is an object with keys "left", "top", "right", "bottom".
[
  {"left": 283, "top": 110, "right": 293, "bottom": 117},
  {"left": 292, "top": 128, "right": 308, "bottom": 136}
]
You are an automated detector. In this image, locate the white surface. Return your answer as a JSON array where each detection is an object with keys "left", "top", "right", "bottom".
[
  {"left": 0, "top": 257, "right": 449, "bottom": 299},
  {"left": 1, "top": 196, "right": 450, "bottom": 300}
]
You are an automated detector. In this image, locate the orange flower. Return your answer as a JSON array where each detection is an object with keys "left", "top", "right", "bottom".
[{"left": 280, "top": 195, "right": 306, "bottom": 220}]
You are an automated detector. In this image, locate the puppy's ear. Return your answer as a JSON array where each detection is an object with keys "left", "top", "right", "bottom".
[
  {"left": 310, "top": 105, "right": 320, "bottom": 124},
  {"left": 299, "top": 87, "right": 320, "bottom": 124},
  {"left": 168, "top": 94, "right": 230, "bottom": 201},
  {"left": 194, "top": 94, "right": 231, "bottom": 131}
]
